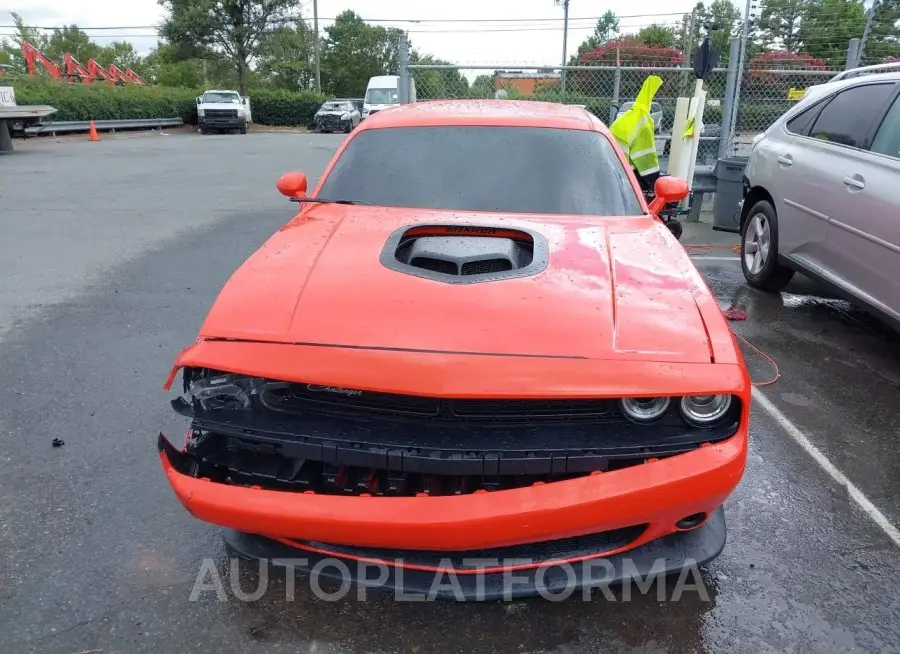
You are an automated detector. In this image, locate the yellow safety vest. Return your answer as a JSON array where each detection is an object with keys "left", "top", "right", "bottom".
[{"left": 610, "top": 75, "right": 663, "bottom": 177}]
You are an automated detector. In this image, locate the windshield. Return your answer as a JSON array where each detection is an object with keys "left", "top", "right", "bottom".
[
  {"left": 202, "top": 92, "right": 240, "bottom": 104},
  {"left": 365, "top": 88, "right": 399, "bottom": 105},
  {"left": 321, "top": 102, "right": 347, "bottom": 111},
  {"left": 317, "top": 126, "right": 642, "bottom": 216}
]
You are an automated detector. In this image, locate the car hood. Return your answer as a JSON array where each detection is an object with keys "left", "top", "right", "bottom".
[{"left": 198, "top": 206, "right": 715, "bottom": 363}]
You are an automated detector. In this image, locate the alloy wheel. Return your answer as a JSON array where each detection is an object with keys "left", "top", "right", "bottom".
[{"left": 743, "top": 213, "right": 771, "bottom": 275}]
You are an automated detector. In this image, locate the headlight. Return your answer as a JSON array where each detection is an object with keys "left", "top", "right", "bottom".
[
  {"left": 620, "top": 397, "right": 671, "bottom": 423},
  {"left": 197, "top": 108, "right": 205, "bottom": 117},
  {"left": 680, "top": 395, "right": 732, "bottom": 426},
  {"left": 341, "top": 112, "right": 350, "bottom": 120},
  {"left": 189, "top": 374, "right": 256, "bottom": 411}
]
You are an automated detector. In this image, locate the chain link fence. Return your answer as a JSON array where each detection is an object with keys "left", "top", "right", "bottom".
[
  {"left": 400, "top": 38, "right": 855, "bottom": 174},
  {"left": 726, "top": 59, "right": 840, "bottom": 157},
  {"left": 406, "top": 62, "right": 729, "bottom": 168}
]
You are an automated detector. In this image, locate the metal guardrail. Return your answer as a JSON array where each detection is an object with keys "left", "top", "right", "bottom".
[{"left": 25, "top": 117, "right": 183, "bottom": 136}]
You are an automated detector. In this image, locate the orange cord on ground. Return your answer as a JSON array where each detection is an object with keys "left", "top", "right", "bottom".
[
  {"left": 684, "top": 243, "right": 743, "bottom": 255},
  {"left": 735, "top": 333, "right": 780, "bottom": 387},
  {"left": 683, "top": 241, "right": 781, "bottom": 387}
]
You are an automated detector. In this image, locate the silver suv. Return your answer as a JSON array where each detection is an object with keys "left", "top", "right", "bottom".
[{"left": 740, "top": 65, "right": 900, "bottom": 328}]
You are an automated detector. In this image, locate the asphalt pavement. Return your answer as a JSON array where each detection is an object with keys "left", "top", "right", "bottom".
[{"left": 2, "top": 131, "right": 899, "bottom": 654}]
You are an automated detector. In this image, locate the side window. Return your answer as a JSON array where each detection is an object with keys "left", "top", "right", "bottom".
[
  {"left": 807, "top": 83, "right": 897, "bottom": 149},
  {"left": 785, "top": 103, "right": 821, "bottom": 136},
  {"left": 871, "top": 97, "right": 900, "bottom": 160}
]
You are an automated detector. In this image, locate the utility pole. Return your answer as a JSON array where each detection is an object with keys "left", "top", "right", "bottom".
[
  {"left": 858, "top": 0, "right": 881, "bottom": 66},
  {"left": 313, "top": 0, "right": 321, "bottom": 93},
  {"left": 556, "top": 0, "right": 570, "bottom": 94},
  {"left": 729, "top": 0, "right": 752, "bottom": 145}
]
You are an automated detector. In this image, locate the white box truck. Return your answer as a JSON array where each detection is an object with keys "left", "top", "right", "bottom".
[{"left": 362, "top": 75, "right": 415, "bottom": 120}]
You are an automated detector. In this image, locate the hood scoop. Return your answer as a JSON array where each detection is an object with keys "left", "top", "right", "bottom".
[{"left": 381, "top": 225, "right": 549, "bottom": 284}]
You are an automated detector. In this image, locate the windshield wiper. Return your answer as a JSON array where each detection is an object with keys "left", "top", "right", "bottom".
[{"left": 290, "top": 197, "right": 373, "bottom": 206}]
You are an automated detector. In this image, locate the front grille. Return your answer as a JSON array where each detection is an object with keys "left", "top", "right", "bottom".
[
  {"left": 169, "top": 430, "right": 672, "bottom": 497},
  {"left": 260, "top": 383, "right": 622, "bottom": 424},
  {"left": 408, "top": 257, "right": 457, "bottom": 275},
  {"left": 294, "top": 524, "right": 648, "bottom": 568},
  {"left": 318, "top": 115, "right": 341, "bottom": 127},
  {"left": 462, "top": 259, "right": 513, "bottom": 275},
  {"left": 206, "top": 109, "right": 237, "bottom": 119}
]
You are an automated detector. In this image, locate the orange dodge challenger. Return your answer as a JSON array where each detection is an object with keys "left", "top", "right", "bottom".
[{"left": 158, "top": 100, "right": 750, "bottom": 600}]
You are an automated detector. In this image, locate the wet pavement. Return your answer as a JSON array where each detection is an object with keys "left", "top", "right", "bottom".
[{"left": 1, "top": 133, "right": 899, "bottom": 654}]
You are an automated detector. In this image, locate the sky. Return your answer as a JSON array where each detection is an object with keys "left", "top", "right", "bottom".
[{"left": 0, "top": 0, "right": 713, "bottom": 65}]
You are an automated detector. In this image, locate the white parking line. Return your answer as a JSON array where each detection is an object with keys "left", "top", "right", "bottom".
[
  {"left": 752, "top": 387, "right": 900, "bottom": 548},
  {"left": 690, "top": 256, "right": 741, "bottom": 261}
]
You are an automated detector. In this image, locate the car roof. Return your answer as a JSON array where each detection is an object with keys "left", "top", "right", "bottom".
[{"left": 358, "top": 99, "right": 598, "bottom": 131}]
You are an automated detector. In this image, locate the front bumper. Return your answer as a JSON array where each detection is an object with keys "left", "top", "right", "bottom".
[
  {"left": 199, "top": 116, "right": 246, "bottom": 130},
  {"left": 315, "top": 116, "right": 349, "bottom": 131},
  {"left": 158, "top": 424, "right": 746, "bottom": 552},
  {"left": 223, "top": 506, "right": 727, "bottom": 600}
]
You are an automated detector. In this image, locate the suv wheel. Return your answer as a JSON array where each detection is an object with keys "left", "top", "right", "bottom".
[{"left": 741, "top": 200, "right": 794, "bottom": 291}]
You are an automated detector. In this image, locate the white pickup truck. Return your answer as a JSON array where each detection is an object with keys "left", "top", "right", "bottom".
[{"left": 196, "top": 89, "right": 252, "bottom": 135}]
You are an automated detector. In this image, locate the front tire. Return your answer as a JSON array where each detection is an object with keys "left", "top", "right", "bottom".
[
  {"left": 741, "top": 200, "right": 794, "bottom": 291},
  {"left": 240, "top": 123, "right": 248, "bottom": 134}
]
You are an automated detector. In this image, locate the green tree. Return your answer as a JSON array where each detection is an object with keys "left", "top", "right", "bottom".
[
  {"left": 142, "top": 41, "right": 235, "bottom": 87},
  {"left": 43, "top": 26, "right": 103, "bottom": 64},
  {"left": 320, "top": 10, "right": 403, "bottom": 96},
  {"left": 693, "top": 0, "right": 741, "bottom": 58},
  {"left": 256, "top": 22, "right": 315, "bottom": 90},
  {"left": 411, "top": 53, "right": 468, "bottom": 99},
  {"left": 756, "top": 0, "right": 814, "bottom": 52},
  {"left": 101, "top": 41, "right": 143, "bottom": 70},
  {"left": 799, "top": 0, "right": 866, "bottom": 65},
  {"left": 471, "top": 74, "right": 494, "bottom": 96},
  {"left": 569, "top": 10, "right": 620, "bottom": 63},
  {"left": 0, "top": 11, "right": 51, "bottom": 74},
  {"left": 158, "top": 0, "right": 298, "bottom": 94},
  {"left": 636, "top": 24, "right": 679, "bottom": 48},
  {"left": 866, "top": 0, "right": 900, "bottom": 63}
]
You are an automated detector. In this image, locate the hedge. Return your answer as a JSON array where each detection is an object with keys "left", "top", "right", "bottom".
[
  {"left": 11, "top": 78, "right": 788, "bottom": 134},
  {"left": 11, "top": 79, "right": 328, "bottom": 128}
]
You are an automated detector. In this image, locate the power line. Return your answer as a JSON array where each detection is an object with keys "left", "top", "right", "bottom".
[{"left": 0, "top": 12, "right": 693, "bottom": 32}]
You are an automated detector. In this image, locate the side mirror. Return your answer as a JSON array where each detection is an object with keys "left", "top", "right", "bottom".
[
  {"left": 648, "top": 176, "right": 689, "bottom": 215},
  {"left": 276, "top": 171, "right": 308, "bottom": 201},
  {"left": 195, "top": 97, "right": 201, "bottom": 105}
]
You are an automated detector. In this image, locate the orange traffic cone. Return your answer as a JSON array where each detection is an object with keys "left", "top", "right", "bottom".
[{"left": 89, "top": 120, "right": 100, "bottom": 142}]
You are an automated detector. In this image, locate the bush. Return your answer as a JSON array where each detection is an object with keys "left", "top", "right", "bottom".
[
  {"left": 245, "top": 89, "right": 328, "bottom": 128},
  {"left": 11, "top": 79, "right": 328, "bottom": 127}
]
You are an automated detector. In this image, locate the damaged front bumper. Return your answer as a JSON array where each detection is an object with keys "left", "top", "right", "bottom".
[
  {"left": 220, "top": 508, "right": 727, "bottom": 600},
  {"left": 157, "top": 351, "right": 749, "bottom": 599}
]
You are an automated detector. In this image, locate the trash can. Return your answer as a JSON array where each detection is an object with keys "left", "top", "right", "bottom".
[{"left": 712, "top": 156, "right": 748, "bottom": 233}]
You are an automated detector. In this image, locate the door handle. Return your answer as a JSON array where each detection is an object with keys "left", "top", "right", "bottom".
[
  {"left": 842, "top": 175, "right": 865, "bottom": 190},
  {"left": 777, "top": 154, "right": 793, "bottom": 166}
]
